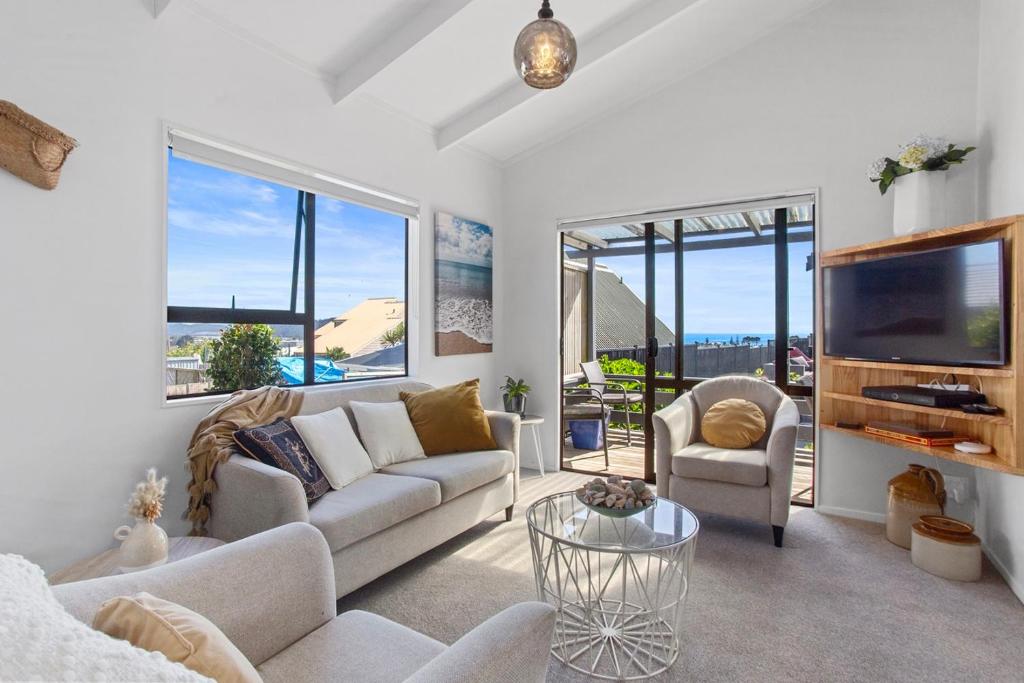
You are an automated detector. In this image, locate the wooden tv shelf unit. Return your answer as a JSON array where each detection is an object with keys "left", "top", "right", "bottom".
[{"left": 819, "top": 215, "right": 1024, "bottom": 475}]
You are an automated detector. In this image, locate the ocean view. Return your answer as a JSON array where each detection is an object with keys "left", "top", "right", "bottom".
[{"left": 435, "top": 258, "right": 493, "bottom": 345}]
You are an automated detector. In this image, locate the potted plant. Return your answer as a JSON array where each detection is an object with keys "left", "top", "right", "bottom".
[
  {"left": 502, "top": 376, "right": 531, "bottom": 415},
  {"left": 867, "top": 135, "right": 975, "bottom": 236}
]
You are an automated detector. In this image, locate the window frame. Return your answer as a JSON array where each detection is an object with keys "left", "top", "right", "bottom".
[{"left": 162, "top": 127, "right": 414, "bottom": 402}]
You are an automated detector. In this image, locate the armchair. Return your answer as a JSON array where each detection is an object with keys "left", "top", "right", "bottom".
[{"left": 652, "top": 376, "right": 798, "bottom": 546}]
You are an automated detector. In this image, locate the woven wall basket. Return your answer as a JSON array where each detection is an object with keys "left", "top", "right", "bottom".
[{"left": 0, "top": 101, "right": 78, "bottom": 190}]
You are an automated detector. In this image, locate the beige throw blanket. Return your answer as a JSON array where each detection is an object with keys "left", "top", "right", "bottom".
[{"left": 185, "top": 386, "right": 303, "bottom": 535}]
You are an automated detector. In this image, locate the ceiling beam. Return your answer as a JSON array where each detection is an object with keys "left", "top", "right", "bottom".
[
  {"left": 331, "top": 0, "right": 474, "bottom": 104},
  {"left": 436, "top": 0, "right": 700, "bottom": 150},
  {"left": 742, "top": 212, "right": 762, "bottom": 236},
  {"left": 151, "top": 0, "right": 172, "bottom": 17}
]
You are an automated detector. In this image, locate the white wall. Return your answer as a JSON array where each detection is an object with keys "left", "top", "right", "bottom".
[
  {"left": 0, "top": 2, "right": 502, "bottom": 572},
  {"left": 974, "top": 0, "right": 1024, "bottom": 600},
  {"left": 501, "top": 0, "right": 981, "bottom": 510}
]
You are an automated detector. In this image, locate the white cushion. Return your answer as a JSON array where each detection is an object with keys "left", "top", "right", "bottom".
[
  {"left": 291, "top": 408, "right": 375, "bottom": 489},
  {"left": 0, "top": 553, "right": 209, "bottom": 683},
  {"left": 349, "top": 401, "right": 426, "bottom": 468}
]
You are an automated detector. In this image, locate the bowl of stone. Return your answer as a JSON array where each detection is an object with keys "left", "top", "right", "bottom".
[{"left": 575, "top": 476, "right": 656, "bottom": 518}]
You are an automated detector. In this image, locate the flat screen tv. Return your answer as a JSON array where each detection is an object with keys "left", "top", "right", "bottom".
[{"left": 823, "top": 240, "right": 1007, "bottom": 367}]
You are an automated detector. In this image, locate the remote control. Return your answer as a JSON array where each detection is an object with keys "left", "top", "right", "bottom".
[
  {"left": 836, "top": 421, "right": 863, "bottom": 430},
  {"left": 962, "top": 403, "right": 1003, "bottom": 415}
]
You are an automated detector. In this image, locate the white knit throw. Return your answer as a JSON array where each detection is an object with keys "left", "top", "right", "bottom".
[{"left": 0, "top": 553, "right": 210, "bottom": 682}]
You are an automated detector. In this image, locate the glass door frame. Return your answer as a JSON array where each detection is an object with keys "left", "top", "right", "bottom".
[{"left": 559, "top": 198, "right": 816, "bottom": 507}]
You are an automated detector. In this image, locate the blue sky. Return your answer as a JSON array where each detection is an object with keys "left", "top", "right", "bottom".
[
  {"left": 167, "top": 152, "right": 406, "bottom": 320},
  {"left": 435, "top": 212, "right": 492, "bottom": 268},
  {"left": 593, "top": 240, "right": 814, "bottom": 336}
]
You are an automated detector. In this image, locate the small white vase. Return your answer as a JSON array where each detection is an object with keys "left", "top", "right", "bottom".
[
  {"left": 892, "top": 171, "right": 947, "bottom": 236},
  {"left": 115, "top": 519, "right": 168, "bottom": 573}
]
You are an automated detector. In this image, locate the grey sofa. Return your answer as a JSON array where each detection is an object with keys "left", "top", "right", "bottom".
[
  {"left": 208, "top": 380, "right": 521, "bottom": 598},
  {"left": 653, "top": 376, "right": 798, "bottom": 546},
  {"left": 53, "top": 523, "right": 556, "bottom": 682}
]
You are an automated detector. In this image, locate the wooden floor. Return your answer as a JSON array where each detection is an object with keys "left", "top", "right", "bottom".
[{"left": 563, "top": 428, "right": 814, "bottom": 505}]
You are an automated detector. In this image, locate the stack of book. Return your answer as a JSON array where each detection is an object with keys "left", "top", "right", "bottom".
[{"left": 863, "top": 421, "right": 967, "bottom": 447}]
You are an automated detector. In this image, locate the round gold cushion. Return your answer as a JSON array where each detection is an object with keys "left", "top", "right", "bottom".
[{"left": 701, "top": 398, "right": 767, "bottom": 449}]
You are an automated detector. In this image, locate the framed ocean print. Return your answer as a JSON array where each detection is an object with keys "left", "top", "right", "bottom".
[{"left": 435, "top": 212, "right": 493, "bottom": 356}]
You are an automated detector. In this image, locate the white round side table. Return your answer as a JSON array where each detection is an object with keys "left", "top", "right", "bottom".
[
  {"left": 520, "top": 413, "right": 546, "bottom": 476},
  {"left": 527, "top": 493, "right": 699, "bottom": 680}
]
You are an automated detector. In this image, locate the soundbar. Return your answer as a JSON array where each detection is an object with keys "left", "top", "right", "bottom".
[{"left": 862, "top": 385, "right": 985, "bottom": 408}]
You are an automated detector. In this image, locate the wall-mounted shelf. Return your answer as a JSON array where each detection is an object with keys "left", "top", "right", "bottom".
[
  {"left": 819, "top": 215, "right": 1024, "bottom": 476},
  {"left": 820, "top": 425, "right": 1018, "bottom": 474},
  {"left": 821, "top": 391, "right": 1012, "bottom": 426}
]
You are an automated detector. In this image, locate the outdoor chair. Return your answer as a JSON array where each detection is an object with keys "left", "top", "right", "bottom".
[
  {"left": 580, "top": 361, "right": 644, "bottom": 446},
  {"left": 562, "top": 386, "right": 611, "bottom": 467}
]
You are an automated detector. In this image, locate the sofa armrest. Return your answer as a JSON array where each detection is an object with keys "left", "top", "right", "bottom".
[
  {"left": 52, "top": 523, "right": 335, "bottom": 667},
  {"left": 208, "top": 453, "right": 309, "bottom": 542},
  {"left": 486, "top": 410, "right": 521, "bottom": 501},
  {"left": 652, "top": 393, "right": 696, "bottom": 497},
  {"left": 404, "top": 602, "right": 555, "bottom": 683},
  {"left": 767, "top": 396, "right": 799, "bottom": 527}
]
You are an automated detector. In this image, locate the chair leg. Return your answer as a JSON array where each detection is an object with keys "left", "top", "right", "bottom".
[
  {"left": 602, "top": 419, "right": 610, "bottom": 467},
  {"left": 772, "top": 525, "right": 784, "bottom": 548},
  {"left": 505, "top": 505, "right": 514, "bottom": 522}
]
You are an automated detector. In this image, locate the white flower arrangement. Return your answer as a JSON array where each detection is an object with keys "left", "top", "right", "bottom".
[
  {"left": 867, "top": 134, "right": 974, "bottom": 195},
  {"left": 127, "top": 468, "right": 167, "bottom": 522}
]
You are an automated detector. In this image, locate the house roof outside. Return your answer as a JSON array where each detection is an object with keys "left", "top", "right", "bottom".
[
  {"left": 593, "top": 264, "right": 673, "bottom": 351},
  {"left": 303, "top": 297, "right": 405, "bottom": 356}
]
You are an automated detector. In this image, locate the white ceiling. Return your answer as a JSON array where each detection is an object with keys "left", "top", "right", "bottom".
[{"left": 171, "top": 0, "right": 828, "bottom": 164}]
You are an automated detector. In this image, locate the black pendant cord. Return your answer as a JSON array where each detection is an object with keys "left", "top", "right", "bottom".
[{"left": 539, "top": 1, "right": 553, "bottom": 19}]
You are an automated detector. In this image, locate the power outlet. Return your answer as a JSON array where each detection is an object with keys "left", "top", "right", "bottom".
[{"left": 945, "top": 475, "right": 971, "bottom": 504}]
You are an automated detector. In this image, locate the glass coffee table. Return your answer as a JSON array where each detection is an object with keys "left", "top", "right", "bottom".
[{"left": 526, "top": 492, "right": 698, "bottom": 680}]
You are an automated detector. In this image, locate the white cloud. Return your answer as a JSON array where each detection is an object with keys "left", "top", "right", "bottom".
[{"left": 435, "top": 213, "right": 492, "bottom": 268}]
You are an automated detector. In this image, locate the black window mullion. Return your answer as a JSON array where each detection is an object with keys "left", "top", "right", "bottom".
[
  {"left": 303, "top": 192, "right": 316, "bottom": 386},
  {"left": 774, "top": 207, "right": 789, "bottom": 391},
  {"left": 290, "top": 191, "right": 304, "bottom": 313}
]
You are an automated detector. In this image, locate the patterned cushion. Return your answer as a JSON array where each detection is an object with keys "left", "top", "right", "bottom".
[{"left": 233, "top": 419, "right": 330, "bottom": 504}]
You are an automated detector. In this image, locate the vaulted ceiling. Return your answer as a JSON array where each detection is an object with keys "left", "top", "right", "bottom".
[{"left": 159, "top": 0, "right": 828, "bottom": 164}]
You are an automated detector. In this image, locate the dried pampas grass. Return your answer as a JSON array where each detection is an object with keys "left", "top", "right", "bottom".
[{"left": 128, "top": 468, "right": 167, "bottom": 522}]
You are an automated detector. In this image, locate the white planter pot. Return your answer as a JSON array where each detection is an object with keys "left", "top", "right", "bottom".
[
  {"left": 114, "top": 518, "right": 168, "bottom": 573},
  {"left": 892, "top": 171, "right": 947, "bottom": 236}
]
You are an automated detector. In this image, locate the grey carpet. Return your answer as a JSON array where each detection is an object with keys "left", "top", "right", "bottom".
[{"left": 337, "top": 471, "right": 1024, "bottom": 681}]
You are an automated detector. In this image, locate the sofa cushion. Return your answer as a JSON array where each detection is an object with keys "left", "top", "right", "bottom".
[
  {"left": 700, "top": 398, "right": 766, "bottom": 449},
  {"left": 93, "top": 592, "right": 260, "bottom": 683},
  {"left": 400, "top": 379, "right": 497, "bottom": 455},
  {"left": 233, "top": 418, "right": 331, "bottom": 505},
  {"left": 308, "top": 473, "right": 441, "bottom": 552},
  {"left": 290, "top": 408, "right": 375, "bottom": 489},
  {"left": 350, "top": 401, "right": 426, "bottom": 468},
  {"left": 380, "top": 451, "right": 514, "bottom": 503},
  {"left": 257, "top": 610, "right": 445, "bottom": 683},
  {"left": 671, "top": 441, "right": 767, "bottom": 487}
]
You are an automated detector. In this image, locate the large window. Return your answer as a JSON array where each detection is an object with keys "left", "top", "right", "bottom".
[{"left": 165, "top": 134, "right": 411, "bottom": 399}]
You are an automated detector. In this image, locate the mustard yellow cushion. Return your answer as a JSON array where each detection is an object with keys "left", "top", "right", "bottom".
[
  {"left": 93, "top": 592, "right": 261, "bottom": 683},
  {"left": 400, "top": 379, "right": 497, "bottom": 456},
  {"left": 701, "top": 398, "right": 767, "bottom": 449}
]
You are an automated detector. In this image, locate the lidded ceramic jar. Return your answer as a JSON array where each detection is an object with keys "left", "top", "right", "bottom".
[
  {"left": 886, "top": 464, "right": 945, "bottom": 549},
  {"left": 911, "top": 515, "right": 981, "bottom": 582}
]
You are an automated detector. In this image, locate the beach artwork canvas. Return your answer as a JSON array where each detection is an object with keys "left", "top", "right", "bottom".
[{"left": 435, "top": 212, "right": 493, "bottom": 356}]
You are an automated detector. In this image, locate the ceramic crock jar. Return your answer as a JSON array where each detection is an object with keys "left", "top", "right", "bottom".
[
  {"left": 886, "top": 464, "right": 945, "bottom": 549},
  {"left": 911, "top": 515, "right": 981, "bottom": 582}
]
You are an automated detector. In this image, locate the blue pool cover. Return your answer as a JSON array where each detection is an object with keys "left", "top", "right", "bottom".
[{"left": 277, "top": 357, "right": 346, "bottom": 384}]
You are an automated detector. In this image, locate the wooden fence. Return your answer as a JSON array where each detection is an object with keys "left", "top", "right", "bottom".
[{"left": 597, "top": 342, "right": 776, "bottom": 377}]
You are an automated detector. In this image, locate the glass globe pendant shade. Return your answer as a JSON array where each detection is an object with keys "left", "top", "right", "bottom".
[{"left": 514, "top": 2, "right": 577, "bottom": 89}]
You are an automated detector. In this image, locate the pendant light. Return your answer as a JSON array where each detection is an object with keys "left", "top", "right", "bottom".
[{"left": 514, "top": 0, "right": 577, "bottom": 89}]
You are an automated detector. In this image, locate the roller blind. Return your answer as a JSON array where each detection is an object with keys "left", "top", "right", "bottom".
[
  {"left": 168, "top": 129, "right": 419, "bottom": 218},
  {"left": 557, "top": 193, "right": 816, "bottom": 231}
]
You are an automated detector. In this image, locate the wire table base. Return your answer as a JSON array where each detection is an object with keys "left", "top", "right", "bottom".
[{"left": 527, "top": 494, "right": 698, "bottom": 680}]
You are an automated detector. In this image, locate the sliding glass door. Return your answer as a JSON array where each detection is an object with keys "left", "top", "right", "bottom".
[{"left": 560, "top": 198, "right": 816, "bottom": 505}]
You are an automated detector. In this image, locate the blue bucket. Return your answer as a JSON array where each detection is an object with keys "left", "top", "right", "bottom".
[{"left": 569, "top": 418, "right": 606, "bottom": 450}]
